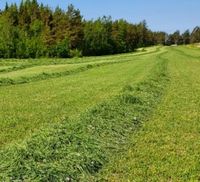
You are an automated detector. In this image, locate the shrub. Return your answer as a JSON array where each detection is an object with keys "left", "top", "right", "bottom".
[{"left": 69, "top": 49, "right": 82, "bottom": 58}]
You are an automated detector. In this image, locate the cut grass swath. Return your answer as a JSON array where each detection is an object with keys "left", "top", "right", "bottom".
[{"left": 0, "top": 54, "right": 169, "bottom": 181}]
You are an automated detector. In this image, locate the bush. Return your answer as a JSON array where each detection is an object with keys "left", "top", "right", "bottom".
[
  {"left": 49, "top": 39, "right": 70, "bottom": 58},
  {"left": 56, "top": 39, "right": 70, "bottom": 58},
  {"left": 69, "top": 49, "right": 82, "bottom": 58}
]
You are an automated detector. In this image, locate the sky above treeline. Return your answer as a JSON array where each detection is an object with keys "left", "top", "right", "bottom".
[{"left": 0, "top": 0, "right": 199, "bottom": 34}]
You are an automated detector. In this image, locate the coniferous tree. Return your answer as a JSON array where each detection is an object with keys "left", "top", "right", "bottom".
[
  {"left": 1, "top": 0, "right": 193, "bottom": 58},
  {"left": 191, "top": 27, "right": 200, "bottom": 43},
  {"left": 66, "top": 4, "right": 83, "bottom": 50},
  {"left": 182, "top": 30, "right": 190, "bottom": 44}
]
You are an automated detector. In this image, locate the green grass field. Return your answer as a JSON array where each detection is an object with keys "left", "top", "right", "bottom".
[{"left": 0, "top": 46, "right": 200, "bottom": 181}]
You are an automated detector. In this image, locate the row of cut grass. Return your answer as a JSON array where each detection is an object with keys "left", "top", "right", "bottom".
[
  {"left": 0, "top": 47, "right": 161, "bottom": 86},
  {"left": 98, "top": 47, "right": 200, "bottom": 181},
  {"left": 172, "top": 46, "right": 200, "bottom": 59},
  {"left": 0, "top": 46, "right": 159, "bottom": 73},
  {"left": 0, "top": 50, "right": 163, "bottom": 148},
  {"left": 0, "top": 51, "right": 169, "bottom": 181}
]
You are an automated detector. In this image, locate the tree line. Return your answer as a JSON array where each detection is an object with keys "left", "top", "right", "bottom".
[
  {"left": 165, "top": 28, "right": 200, "bottom": 46},
  {"left": 0, "top": 0, "right": 199, "bottom": 59}
]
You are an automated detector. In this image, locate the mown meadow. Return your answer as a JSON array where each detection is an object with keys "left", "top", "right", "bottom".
[{"left": 0, "top": 46, "right": 200, "bottom": 181}]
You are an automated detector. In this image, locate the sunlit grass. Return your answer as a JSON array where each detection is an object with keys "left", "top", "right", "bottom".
[
  {"left": 0, "top": 48, "right": 161, "bottom": 147},
  {"left": 99, "top": 47, "right": 200, "bottom": 181}
]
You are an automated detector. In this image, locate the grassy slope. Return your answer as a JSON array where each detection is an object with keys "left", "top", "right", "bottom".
[
  {"left": 0, "top": 49, "right": 161, "bottom": 148},
  {"left": 99, "top": 47, "right": 200, "bottom": 181}
]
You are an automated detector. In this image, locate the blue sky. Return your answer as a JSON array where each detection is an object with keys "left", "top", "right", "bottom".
[{"left": 0, "top": 0, "right": 199, "bottom": 33}]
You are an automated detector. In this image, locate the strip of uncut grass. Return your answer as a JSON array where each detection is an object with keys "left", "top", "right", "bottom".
[
  {"left": 0, "top": 47, "right": 161, "bottom": 86},
  {"left": 0, "top": 52, "right": 169, "bottom": 181},
  {"left": 99, "top": 47, "right": 200, "bottom": 181}
]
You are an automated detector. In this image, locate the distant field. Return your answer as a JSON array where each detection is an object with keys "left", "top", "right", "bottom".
[
  {"left": 0, "top": 47, "right": 158, "bottom": 86},
  {"left": 0, "top": 46, "right": 200, "bottom": 181}
]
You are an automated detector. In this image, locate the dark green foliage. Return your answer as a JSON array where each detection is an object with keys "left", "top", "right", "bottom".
[
  {"left": 2, "top": 1, "right": 198, "bottom": 57},
  {"left": 165, "top": 29, "right": 199, "bottom": 46},
  {"left": 66, "top": 4, "right": 84, "bottom": 49},
  {"left": 191, "top": 26, "right": 200, "bottom": 43},
  {"left": 0, "top": 1, "right": 167, "bottom": 58},
  {"left": 166, "top": 31, "right": 183, "bottom": 45},
  {"left": 51, "top": 38, "right": 70, "bottom": 58},
  {"left": 83, "top": 17, "right": 113, "bottom": 56},
  {"left": 153, "top": 31, "right": 166, "bottom": 45},
  {"left": 111, "top": 19, "right": 143, "bottom": 53},
  {"left": 0, "top": 57, "right": 169, "bottom": 181},
  {"left": 182, "top": 30, "right": 191, "bottom": 44},
  {"left": 69, "top": 49, "right": 82, "bottom": 58}
]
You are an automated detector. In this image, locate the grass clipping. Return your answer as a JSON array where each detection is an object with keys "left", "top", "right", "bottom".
[{"left": 0, "top": 58, "right": 169, "bottom": 181}]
